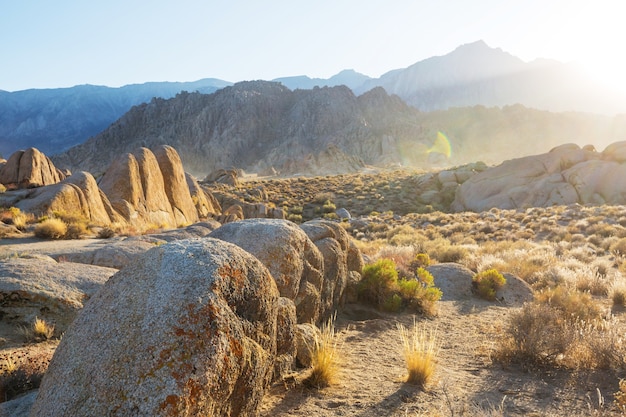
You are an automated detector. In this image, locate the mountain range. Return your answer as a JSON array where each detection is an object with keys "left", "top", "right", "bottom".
[
  {"left": 2, "top": 40, "right": 626, "bottom": 160},
  {"left": 51, "top": 81, "right": 626, "bottom": 178}
]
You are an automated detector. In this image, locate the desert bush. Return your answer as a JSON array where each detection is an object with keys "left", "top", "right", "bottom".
[
  {"left": 34, "top": 218, "right": 67, "bottom": 239},
  {"left": 359, "top": 259, "right": 398, "bottom": 307},
  {"left": 359, "top": 259, "right": 441, "bottom": 315},
  {"left": 472, "top": 269, "right": 506, "bottom": 301},
  {"left": 287, "top": 213, "right": 303, "bottom": 223},
  {"left": 611, "top": 282, "right": 626, "bottom": 307},
  {"left": 411, "top": 253, "right": 431, "bottom": 268},
  {"left": 64, "top": 222, "right": 87, "bottom": 239},
  {"left": 535, "top": 286, "right": 603, "bottom": 323},
  {"left": 97, "top": 226, "right": 116, "bottom": 239},
  {"left": 321, "top": 200, "right": 336, "bottom": 214},
  {"left": 0, "top": 183, "right": 5, "bottom": 193},
  {"left": 397, "top": 320, "right": 439, "bottom": 387},
  {"left": 304, "top": 315, "right": 340, "bottom": 388}
]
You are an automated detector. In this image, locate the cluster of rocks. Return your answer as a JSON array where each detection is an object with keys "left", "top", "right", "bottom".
[
  {"left": 18, "top": 219, "right": 362, "bottom": 416},
  {"left": 0, "top": 146, "right": 285, "bottom": 229},
  {"left": 452, "top": 142, "right": 626, "bottom": 212}
]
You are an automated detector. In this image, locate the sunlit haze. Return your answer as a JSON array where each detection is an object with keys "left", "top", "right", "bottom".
[{"left": 2, "top": 0, "right": 625, "bottom": 92}]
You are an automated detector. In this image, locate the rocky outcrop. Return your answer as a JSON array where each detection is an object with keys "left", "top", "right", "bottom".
[
  {"left": 300, "top": 219, "right": 364, "bottom": 321},
  {"left": 205, "top": 168, "right": 241, "bottom": 187},
  {"left": 0, "top": 148, "right": 67, "bottom": 189},
  {"left": 98, "top": 147, "right": 201, "bottom": 227},
  {"left": 31, "top": 238, "right": 280, "bottom": 417},
  {"left": 186, "top": 172, "right": 221, "bottom": 217},
  {"left": 451, "top": 142, "right": 626, "bottom": 212},
  {"left": 12, "top": 171, "right": 122, "bottom": 224},
  {"left": 0, "top": 257, "right": 116, "bottom": 332},
  {"left": 427, "top": 263, "right": 533, "bottom": 306}
]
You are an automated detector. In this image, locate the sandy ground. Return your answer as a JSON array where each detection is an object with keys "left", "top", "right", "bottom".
[
  {"left": 0, "top": 236, "right": 112, "bottom": 260},
  {"left": 260, "top": 300, "right": 625, "bottom": 417}
]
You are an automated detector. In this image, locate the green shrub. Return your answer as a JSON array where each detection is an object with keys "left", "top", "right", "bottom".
[
  {"left": 359, "top": 259, "right": 398, "bottom": 307},
  {"left": 412, "top": 253, "right": 431, "bottom": 268},
  {"left": 359, "top": 260, "right": 442, "bottom": 316},
  {"left": 472, "top": 269, "right": 506, "bottom": 301}
]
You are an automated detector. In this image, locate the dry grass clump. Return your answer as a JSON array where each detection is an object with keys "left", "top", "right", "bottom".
[
  {"left": 0, "top": 207, "right": 35, "bottom": 230},
  {"left": 304, "top": 315, "right": 340, "bottom": 388},
  {"left": 611, "top": 282, "right": 626, "bottom": 307},
  {"left": 33, "top": 218, "right": 67, "bottom": 239},
  {"left": 18, "top": 317, "right": 55, "bottom": 342},
  {"left": 496, "top": 285, "right": 624, "bottom": 370},
  {"left": 397, "top": 320, "right": 439, "bottom": 387}
]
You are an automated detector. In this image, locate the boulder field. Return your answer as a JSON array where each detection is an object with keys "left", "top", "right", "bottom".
[{"left": 27, "top": 219, "right": 362, "bottom": 417}]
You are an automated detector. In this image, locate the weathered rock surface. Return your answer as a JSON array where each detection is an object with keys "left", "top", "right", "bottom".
[
  {"left": 209, "top": 219, "right": 325, "bottom": 324},
  {"left": 452, "top": 142, "right": 626, "bottom": 212},
  {"left": 0, "top": 148, "right": 67, "bottom": 189},
  {"left": 0, "top": 390, "right": 37, "bottom": 417},
  {"left": 186, "top": 172, "right": 221, "bottom": 218},
  {"left": 0, "top": 257, "right": 116, "bottom": 331},
  {"left": 428, "top": 263, "right": 533, "bottom": 306},
  {"left": 98, "top": 147, "right": 204, "bottom": 227},
  {"left": 13, "top": 171, "right": 122, "bottom": 224},
  {"left": 30, "top": 238, "right": 280, "bottom": 417},
  {"left": 300, "top": 220, "right": 364, "bottom": 321},
  {"left": 60, "top": 222, "right": 221, "bottom": 269},
  {"left": 154, "top": 145, "right": 199, "bottom": 225}
]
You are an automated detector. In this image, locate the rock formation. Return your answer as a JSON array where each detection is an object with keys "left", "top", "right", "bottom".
[
  {"left": 30, "top": 239, "right": 280, "bottom": 417},
  {"left": 0, "top": 256, "right": 116, "bottom": 332},
  {"left": 209, "top": 219, "right": 325, "bottom": 324},
  {"left": 452, "top": 142, "right": 626, "bottom": 212},
  {"left": 0, "top": 148, "right": 67, "bottom": 189},
  {"left": 11, "top": 171, "right": 122, "bottom": 225}
]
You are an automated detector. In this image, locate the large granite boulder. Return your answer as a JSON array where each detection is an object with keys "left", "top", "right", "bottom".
[
  {"left": 451, "top": 142, "right": 626, "bottom": 212},
  {"left": 30, "top": 238, "right": 280, "bottom": 417},
  {"left": 209, "top": 219, "right": 325, "bottom": 324},
  {"left": 0, "top": 257, "right": 116, "bottom": 332},
  {"left": 0, "top": 148, "right": 67, "bottom": 189}
]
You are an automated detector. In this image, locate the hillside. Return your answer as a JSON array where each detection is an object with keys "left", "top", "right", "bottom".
[{"left": 52, "top": 81, "right": 626, "bottom": 178}]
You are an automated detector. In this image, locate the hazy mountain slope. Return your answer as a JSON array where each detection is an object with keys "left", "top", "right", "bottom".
[
  {"left": 0, "top": 78, "right": 231, "bottom": 157},
  {"left": 273, "top": 69, "right": 371, "bottom": 90},
  {"left": 52, "top": 81, "right": 626, "bottom": 177},
  {"left": 356, "top": 41, "right": 626, "bottom": 114}
]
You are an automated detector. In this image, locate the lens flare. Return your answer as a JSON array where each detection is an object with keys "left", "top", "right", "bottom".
[{"left": 427, "top": 131, "right": 451, "bottom": 158}]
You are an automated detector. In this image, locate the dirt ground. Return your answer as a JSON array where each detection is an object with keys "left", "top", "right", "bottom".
[{"left": 260, "top": 300, "right": 625, "bottom": 417}]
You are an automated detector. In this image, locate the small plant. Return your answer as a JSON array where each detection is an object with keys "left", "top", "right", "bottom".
[
  {"left": 611, "top": 282, "right": 626, "bottom": 307},
  {"left": 0, "top": 183, "right": 6, "bottom": 193},
  {"left": 472, "top": 269, "right": 506, "bottom": 301},
  {"left": 97, "top": 226, "right": 116, "bottom": 239},
  {"left": 397, "top": 320, "right": 439, "bottom": 387},
  {"left": 321, "top": 200, "right": 337, "bottom": 214},
  {"left": 18, "top": 317, "right": 55, "bottom": 342},
  {"left": 412, "top": 253, "right": 431, "bottom": 268},
  {"left": 33, "top": 218, "right": 67, "bottom": 239},
  {"left": 305, "top": 314, "right": 340, "bottom": 388}
]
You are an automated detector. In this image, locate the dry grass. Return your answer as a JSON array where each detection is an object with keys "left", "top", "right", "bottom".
[
  {"left": 304, "top": 315, "right": 340, "bottom": 388},
  {"left": 18, "top": 317, "right": 55, "bottom": 343},
  {"left": 397, "top": 320, "right": 439, "bottom": 387},
  {"left": 33, "top": 218, "right": 67, "bottom": 239}
]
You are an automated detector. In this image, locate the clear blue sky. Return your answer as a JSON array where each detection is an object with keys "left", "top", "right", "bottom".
[{"left": 2, "top": 0, "right": 625, "bottom": 91}]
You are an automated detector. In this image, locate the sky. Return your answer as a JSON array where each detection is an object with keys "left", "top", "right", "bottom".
[{"left": 2, "top": 0, "right": 626, "bottom": 92}]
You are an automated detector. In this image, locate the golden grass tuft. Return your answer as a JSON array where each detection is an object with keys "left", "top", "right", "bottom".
[
  {"left": 18, "top": 317, "right": 55, "bottom": 342},
  {"left": 397, "top": 320, "right": 439, "bottom": 387},
  {"left": 33, "top": 218, "right": 67, "bottom": 239},
  {"left": 304, "top": 315, "right": 340, "bottom": 388}
]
